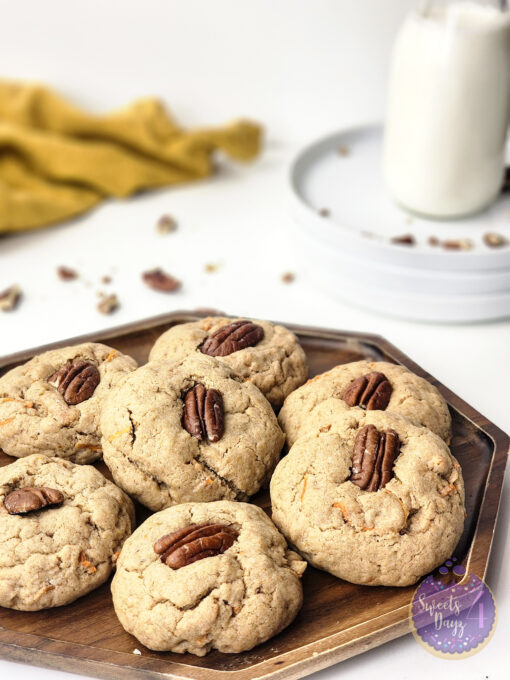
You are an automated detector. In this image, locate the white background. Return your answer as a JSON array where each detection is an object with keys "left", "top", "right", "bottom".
[{"left": 0, "top": 1, "right": 508, "bottom": 679}]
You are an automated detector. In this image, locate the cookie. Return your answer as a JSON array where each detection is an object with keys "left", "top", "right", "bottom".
[
  {"left": 101, "top": 354, "right": 285, "bottom": 511},
  {"left": 0, "top": 454, "right": 135, "bottom": 610},
  {"left": 149, "top": 317, "right": 308, "bottom": 409},
  {"left": 270, "top": 400, "right": 465, "bottom": 587},
  {"left": 278, "top": 360, "right": 451, "bottom": 446},
  {"left": 111, "top": 500, "right": 306, "bottom": 654},
  {"left": 0, "top": 343, "right": 137, "bottom": 464}
]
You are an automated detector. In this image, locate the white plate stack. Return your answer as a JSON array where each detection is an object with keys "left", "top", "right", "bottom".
[{"left": 287, "top": 125, "right": 510, "bottom": 323}]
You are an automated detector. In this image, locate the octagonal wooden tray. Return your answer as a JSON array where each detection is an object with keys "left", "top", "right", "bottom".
[{"left": 0, "top": 310, "right": 508, "bottom": 680}]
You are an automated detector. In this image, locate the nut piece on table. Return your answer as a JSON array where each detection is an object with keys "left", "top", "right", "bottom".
[
  {"left": 56, "top": 266, "right": 78, "bottom": 281},
  {"left": 200, "top": 320, "right": 264, "bottom": 357},
  {"left": 48, "top": 360, "right": 101, "bottom": 405},
  {"left": 483, "top": 232, "right": 508, "bottom": 248},
  {"left": 4, "top": 487, "right": 64, "bottom": 515},
  {"left": 154, "top": 523, "right": 238, "bottom": 569},
  {"left": 0, "top": 285, "right": 22, "bottom": 312},
  {"left": 182, "top": 384, "right": 224, "bottom": 443},
  {"left": 97, "top": 293, "right": 119, "bottom": 315},
  {"left": 350, "top": 425, "right": 400, "bottom": 492},
  {"left": 156, "top": 214, "right": 178, "bottom": 234},
  {"left": 142, "top": 268, "right": 181, "bottom": 293}
]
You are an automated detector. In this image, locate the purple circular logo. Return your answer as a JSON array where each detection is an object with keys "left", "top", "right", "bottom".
[{"left": 410, "top": 559, "right": 497, "bottom": 658}]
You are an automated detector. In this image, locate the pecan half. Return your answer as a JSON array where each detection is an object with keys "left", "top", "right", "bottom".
[
  {"left": 182, "top": 384, "right": 224, "bottom": 443},
  {"left": 142, "top": 268, "right": 181, "bottom": 292},
  {"left": 350, "top": 425, "right": 400, "bottom": 492},
  {"left": 200, "top": 321, "right": 264, "bottom": 357},
  {"left": 342, "top": 371, "right": 392, "bottom": 410},
  {"left": 48, "top": 360, "right": 100, "bottom": 405},
  {"left": 154, "top": 523, "right": 238, "bottom": 569},
  {"left": 4, "top": 487, "right": 64, "bottom": 515}
]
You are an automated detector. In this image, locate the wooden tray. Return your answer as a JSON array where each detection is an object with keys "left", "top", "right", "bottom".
[{"left": 0, "top": 311, "right": 508, "bottom": 680}]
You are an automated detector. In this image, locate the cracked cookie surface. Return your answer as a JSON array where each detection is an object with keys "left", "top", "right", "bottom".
[
  {"left": 278, "top": 360, "right": 451, "bottom": 447},
  {"left": 149, "top": 317, "right": 308, "bottom": 409},
  {"left": 270, "top": 401, "right": 465, "bottom": 587},
  {"left": 100, "top": 355, "right": 285, "bottom": 511},
  {"left": 0, "top": 343, "right": 137, "bottom": 464},
  {"left": 0, "top": 454, "right": 135, "bottom": 610},
  {"left": 111, "top": 500, "right": 306, "bottom": 654}
]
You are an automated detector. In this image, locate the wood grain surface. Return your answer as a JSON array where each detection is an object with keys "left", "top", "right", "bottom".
[{"left": 0, "top": 311, "right": 508, "bottom": 680}]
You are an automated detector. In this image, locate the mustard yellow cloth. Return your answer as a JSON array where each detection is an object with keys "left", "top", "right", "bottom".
[{"left": 0, "top": 81, "right": 262, "bottom": 233}]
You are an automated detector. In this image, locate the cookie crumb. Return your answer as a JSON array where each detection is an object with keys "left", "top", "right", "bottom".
[
  {"left": 204, "top": 263, "right": 219, "bottom": 273},
  {"left": 442, "top": 239, "right": 473, "bottom": 251},
  {"left": 483, "top": 232, "right": 508, "bottom": 248},
  {"left": 0, "top": 285, "right": 22, "bottom": 312},
  {"left": 318, "top": 208, "right": 330, "bottom": 218},
  {"left": 142, "top": 268, "right": 181, "bottom": 292},
  {"left": 57, "top": 266, "right": 78, "bottom": 281},
  {"left": 133, "top": 648, "right": 142, "bottom": 655},
  {"left": 337, "top": 145, "right": 350, "bottom": 157},
  {"left": 281, "top": 272, "right": 295, "bottom": 284},
  {"left": 391, "top": 234, "right": 416, "bottom": 246},
  {"left": 428, "top": 236, "right": 440, "bottom": 247},
  {"left": 156, "top": 214, "right": 178, "bottom": 234},
  {"left": 97, "top": 293, "right": 119, "bottom": 315}
]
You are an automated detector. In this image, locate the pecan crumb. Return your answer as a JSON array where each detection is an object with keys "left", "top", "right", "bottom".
[
  {"left": 156, "top": 214, "right": 178, "bottom": 234},
  {"left": 57, "top": 266, "right": 78, "bottom": 281},
  {"left": 97, "top": 293, "right": 119, "bottom": 315},
  {"left": 101, "top": 275, "right": 112, "bottom": 284},
  {"left": 428, "top": 236, "right": 440, "bottom": 247},
  {"left": 501, "top": 167, "right": 510, "bottom": 192},
  {"left": 391, "top": 234, "right": 416, "bottom": 246},
  {"left": 442, "top": 239, "right": 474, "bottom": 251},
  {"left": 483, "top": 232, "right": 508, "bottom": 248},
  {"left": 142, "top": 268, "right": 181, "bottom": 292},
  {"left": 281, "top": 272, "right": 295, "bottom": 284},
  {"left": 0, "top": 285, "right": 22, "bottom": 312},
  {"left": 204, "top": 263, "right": 219, "bottom": 273},
  {"left": 337, "top": 145, "right": 350, "bottom": 157},
  {"left": 318, "top": 208, "right": 330, "bottom": 218}
]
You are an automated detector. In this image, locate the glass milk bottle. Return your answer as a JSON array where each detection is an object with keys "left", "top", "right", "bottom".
[{"left": 383, "top": 0, "right": 510, "bottom": 219}]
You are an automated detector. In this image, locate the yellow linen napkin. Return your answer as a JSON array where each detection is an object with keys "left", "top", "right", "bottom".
[{"left": 0, "top": 81, "right": 262, "bottom": 233}]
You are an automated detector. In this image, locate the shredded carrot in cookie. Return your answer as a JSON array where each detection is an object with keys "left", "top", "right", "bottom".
[
  {"left": 441, "top": 483, "right": 456, "bottom": 497},
  {"left": 42, "top": 584, "right": 55, "bottom": 593},
  {"left": 112, "top": 551, "right": 121, "bottom": 564},
  {"left": 76, "top": 443, "right": 102, "bottom": 452},
  {"left": 80, "top": 552, "right": 97, "bottom": 574},
  {"left": 332, "top": 501, "right": 349, "bottom": 521},
  {"left": 0, "top": 417, "right": 15, "bottom": 427},
  {"left": 319, "top": 424, "right": 331, "bottom": 433},
  {"left": 361, "top": 526, "right": 375, "bottom": 532},
  {"left": 301, "top": 474, "right": 309, "bottom": 502},
  {"left": 0, "top": 398, "right": 34, "bottom": 408},
  {"left": 306, "top": 373, "right": 328, "bottom": 385},
  {"left": 204, "top": 478, "right": 213, "bottom": 486},
  {"left": 105, "top": 350, "right": 118, "bottom": 363},
  {"left": 108, "top": 426, "right": 131, "bottom": 442}
]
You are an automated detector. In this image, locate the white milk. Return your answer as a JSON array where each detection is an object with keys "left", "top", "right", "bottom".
[{"left": 383, "top": 2, "right": 510, "bottom": 219}]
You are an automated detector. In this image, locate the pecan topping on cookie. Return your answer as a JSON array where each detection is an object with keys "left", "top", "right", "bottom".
[
  {"left": 200, "top": 320, "right": 264, "bottom": 357},
  {"left": 4, "top": 487, "right": 64, "bottom": 515},
  {"left": 182, "top": 384, "right": 224, "bottom": 443},
  {"left": 350, "top": 425, "right": 400, "bottom": 492},
  {"left": 342, "top": 371, "right": 392, "bottom": 411},
  {"left": 154, "top": 523, "right": 238, "bottom": 569},
  {"left": 48, "top": 360, "right": 101, "bottom": 405}
]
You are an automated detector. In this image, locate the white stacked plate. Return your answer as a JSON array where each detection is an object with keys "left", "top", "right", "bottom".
[{"left": 287, "top": 124, "right": 510, "bottom": 322}]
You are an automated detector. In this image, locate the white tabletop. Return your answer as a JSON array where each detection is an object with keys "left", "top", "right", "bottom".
[{"left": 0, "top": 1, "right": 508, "bottom": 679}]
